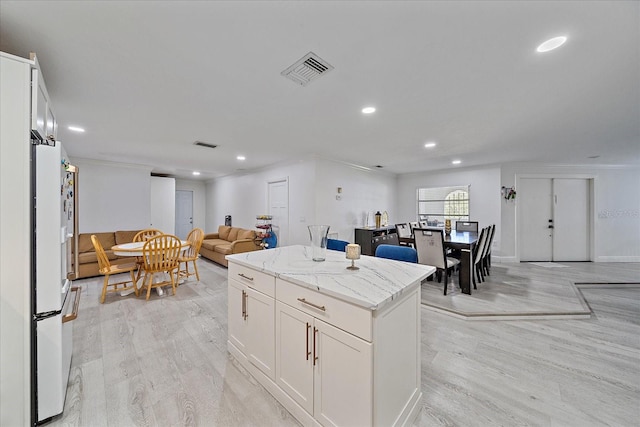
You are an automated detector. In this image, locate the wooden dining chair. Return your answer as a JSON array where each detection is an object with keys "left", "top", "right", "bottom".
[
  {"left": 139, "top": 234, "right": 182, "bottom": 300},
  {"left": 177, "top": 228, "right": 204, "bottom": 282},
  {"left": 132, "top": 228, "right": 163, "bottom": 278},
  {"left": 409, "top": 221, "right": 420, "bottom": 234},
  {"left": 133, "top": 228, "right": 163, "bottom": 242},
  {"left": 91, "top": 235, "right": 139, "bottom": 303},
  {"left": 413, "top": 228, "right": 460, "bottom": 295}
]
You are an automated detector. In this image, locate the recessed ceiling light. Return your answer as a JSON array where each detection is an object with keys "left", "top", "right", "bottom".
[
  {"left": 452, "top": 160, "right": 462, "bottom": 165},
  {"left": 362, "top": 107, "right": 376, "bottom": 114},
  {"left": 588, "top": 155, "right": 600, "bottom": 159},
  {"left": 68, "top": 126, "right": 85, "bottom": 132},
  {"left": 192, "top": 171, "right": 201, "bottom": 176},
  {"left": 424, "top": 142, "right": 437, "bottom": 148},
  {"left": 536, "top": 36, "right": 567, "bottom": 53},
  {"left": 237, "top": 155, "right": 246, "bottom": 161}
]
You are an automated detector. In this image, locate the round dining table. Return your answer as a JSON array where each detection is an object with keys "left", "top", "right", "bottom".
[
  {"left": 112, "top": 240, "right": 189, "bottom": 257},
  {"left": 112, "top": 240, "right": 189, "bottom": 296}
]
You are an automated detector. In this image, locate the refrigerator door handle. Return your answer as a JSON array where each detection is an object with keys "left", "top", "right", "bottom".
[{"left": 62, "top": 287, "right": 80, "bottom": 323}]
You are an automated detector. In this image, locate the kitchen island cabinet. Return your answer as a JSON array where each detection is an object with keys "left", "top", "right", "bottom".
[{"left": 226, "top": 245, "right": 435, "bottom": 427}]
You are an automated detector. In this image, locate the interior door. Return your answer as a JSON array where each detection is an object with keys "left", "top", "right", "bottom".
[
  {"left": 553, "top": 179, "right": 590, "bottom": 261},
  {"left": 268, "top": 179, "right": 289, "bottom": 247},
  {"left": 175, "top": 190, "right": 193, "bottom": 240},
  {"left": 519, "top": 178, "right": 553, "bottom": 261}
]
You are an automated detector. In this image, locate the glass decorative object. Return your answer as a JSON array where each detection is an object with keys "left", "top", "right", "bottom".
[{"left": 308, "top": 225, "right": 330, "bottom": 261}]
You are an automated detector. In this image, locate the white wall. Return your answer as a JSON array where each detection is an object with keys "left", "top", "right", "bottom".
[
  {"left": 315, "top": 159, "right": 397, "bottom": 242},
  {"left": 150, "top": 176, "right": 176, "bottom": 234},
  {"left": 176, "top": 178, "right": 206, "bottom": 233},
  {"left": 397, "top": 166, "right": 502, "bottom": 251},
  {"left": 71, "top": 159, "right": 152, "bottom": 232},
  {"left": 501, "top": 163, "right": 640, "bottom": 262},
  {"left": 205, "top": 158, "right": 398, "bottom": 246},
  {"left": 206, "top": 159, "right": 316, "bottom": 245}
]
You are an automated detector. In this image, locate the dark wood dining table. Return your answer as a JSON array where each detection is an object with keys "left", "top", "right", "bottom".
[
  {"left": 442, "top": 230, "right": 478, "bottom": 294},
  {"left": 405, "top": 230, "right": 478, "bottom": 294}
]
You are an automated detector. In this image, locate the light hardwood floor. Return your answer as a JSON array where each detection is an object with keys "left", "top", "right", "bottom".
[{"left": 46, "top": 259, "right": 639, "bottom": 426}]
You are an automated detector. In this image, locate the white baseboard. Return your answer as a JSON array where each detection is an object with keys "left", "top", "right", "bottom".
[
  {"left": 595, "top": 256, "right": 640, "bottom": 262},
  {"left": 493, "top": 256, "right": 517, "bottom": 263}
]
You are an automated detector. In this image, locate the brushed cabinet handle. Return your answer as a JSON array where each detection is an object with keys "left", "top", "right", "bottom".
[
  {"left": 238, "top": 273, "right": 254, "bottom": 281},
  {"left": 306, "top": 322, "right": 311, "bottom": 360},
  {"left": 62, "top": 287, "right": 81, "bottom": 323},
  {"left": 313, "top": 327, "right": 318, "bottom": 366},
  {"left": 297, "top": 298, "right": 326, "bottom": 312},
  {"left": 241, "top": 290, "right": 247, "bottom": 320}
]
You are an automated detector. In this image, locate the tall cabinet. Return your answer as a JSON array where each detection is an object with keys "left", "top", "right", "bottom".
[{"left": 0, "top": 51, "right": 57, "bottom": 427}]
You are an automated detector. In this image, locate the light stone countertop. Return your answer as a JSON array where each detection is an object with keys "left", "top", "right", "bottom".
[{"left": 226, "top": 245, "right": 435, "bottom": 310}]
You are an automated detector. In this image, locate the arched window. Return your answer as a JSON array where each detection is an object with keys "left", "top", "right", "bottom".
[
  {"left": 417, "top": 185, "right": 470, "bottom": 226},
  {"left": 444, "top": 189, "right": 469, "bottom": 222}
]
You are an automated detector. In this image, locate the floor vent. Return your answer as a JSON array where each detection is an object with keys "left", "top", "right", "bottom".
[
  {"left": 194, "top": 141, "right": 218, "bottom": 149},
  {"left": 281, "top": 52, "right": 334, "bottom": 86}
]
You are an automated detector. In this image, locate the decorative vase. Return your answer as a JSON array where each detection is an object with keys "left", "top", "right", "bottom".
[
  {"left": 375, "top": 211, "right": 382, "bottom": 229},
  {"left": 308, "top": 225, "right": 330, "bottom": 261},
  {"left": 445, "top": 219, "right": 451, "bottom": 235}
]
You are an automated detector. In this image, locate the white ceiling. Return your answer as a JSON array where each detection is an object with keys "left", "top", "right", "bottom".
[{"left": 1, "top": 1, "right": 638, "bottom": 180}]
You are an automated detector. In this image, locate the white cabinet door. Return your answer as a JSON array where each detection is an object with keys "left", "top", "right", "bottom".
[
  {"left": 246, "top": 287, "right": 275, "bottom": 381},
  {"left": 314, "top": 318, "right": 372, "bottom": 427},
  {"left": 275, "top": 301, "right": 314, "bottom": 414},
  {"left": 228, "top": 279, "right": 248, "bottom": 354}
]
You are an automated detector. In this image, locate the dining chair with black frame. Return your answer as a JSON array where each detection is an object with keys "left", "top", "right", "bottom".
[
  {"left": 481, "top": 224, "right": 496, "bottom": 277},
  {"left": 455, "top": 221, "right": 479, "bottom": 233},
  {"left": 139, "top": 234, "right": 182, "bottom": 300},
  {"left": 472, "top": 227, "right": 489, "bottom": 287},
  {"left": 371, "top": 233, "right": 400, "bottom": 256},
  {"left": 395, "top": 223, "right": 413, "bottom": 247},
  {"left": 413, "top": 227, "right": 460, "bottom": 295}
]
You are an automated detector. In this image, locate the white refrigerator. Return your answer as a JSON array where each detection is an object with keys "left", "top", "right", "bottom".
[{"left": 31, "top": 139, "right": 79, "bottom": 424}]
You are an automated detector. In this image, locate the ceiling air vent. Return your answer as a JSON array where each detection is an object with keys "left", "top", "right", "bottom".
[
  {"left": 194, "top": 141, "right": 218, "bottom": 149},
  {"left": 281, "top": 52, "right": 334, "bottom": 86}
]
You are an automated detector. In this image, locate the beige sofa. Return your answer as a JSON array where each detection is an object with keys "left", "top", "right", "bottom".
[
  {"left": 75, "top": 230, "right": 142, "bottom": 279},
  {"left": 200, "top": 225, "right": 261, "bottom": 267}
]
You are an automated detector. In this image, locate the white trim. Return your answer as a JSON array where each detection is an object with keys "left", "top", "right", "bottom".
[
  {"left": 595, "top": 256, "right": 640, "bottom": 263},
  {"left": 492, "top": 256, "right": 518, "bottom": 263}
]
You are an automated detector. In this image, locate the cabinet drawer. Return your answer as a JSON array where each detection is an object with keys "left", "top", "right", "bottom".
[
  {"left": 229, "top": 262, "right": 275, "bottom": 297},
  {"left": 276, "top": 278, "right": 372, "bottom": 342}
]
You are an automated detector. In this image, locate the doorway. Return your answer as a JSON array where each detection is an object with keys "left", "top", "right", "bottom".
[
  {"left": 518, "top": 178, "right": 591, "bottom": 262},
  {"left": 175, "top": 190, "right": 193, "bottom": 240},
  {"left": 268, "top": 179, "right": 289, "bottom": 247}
]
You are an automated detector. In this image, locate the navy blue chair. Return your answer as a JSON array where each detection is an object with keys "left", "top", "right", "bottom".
[
  {"left": 375, "top": 244, "right": 418, "bottom": 263},
  {"left": 327, "top": 238, "right": 349, "bottom": 252}
]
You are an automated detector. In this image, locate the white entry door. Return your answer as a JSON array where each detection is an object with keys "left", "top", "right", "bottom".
[
  {"left": 519, "top": 178, "right": 553, "bottom": 261},
  {"left": 553, "top": 179, "right": 590, "bottom": 261},
  {"left": 175, "top": 190, "right": 193, "bottom": 240},
  {"left": 519, "top": 178, "right": 590, "bottom": 262},
  {"left": 268, "top": 179, "right": 289, "bottom": 247}
]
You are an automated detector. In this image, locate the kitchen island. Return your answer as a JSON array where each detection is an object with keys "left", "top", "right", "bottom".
[{"left": 226, "top": 245, "right": 435, "bottom": 427}]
